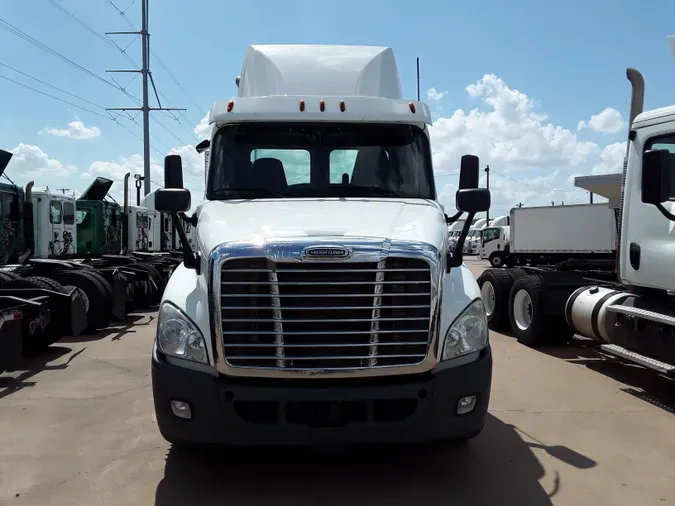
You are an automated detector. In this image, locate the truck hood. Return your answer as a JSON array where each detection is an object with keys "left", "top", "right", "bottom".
[{"left": 196, "top": 198, "right": 448, "bottom": 254}]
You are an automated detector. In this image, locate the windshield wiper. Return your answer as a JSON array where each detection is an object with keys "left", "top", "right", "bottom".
[
  {"left": 211, "top": 187, "right": 286, "bottom": 198},
  {"left": 346, "top": 185, "right": 409, "bottom": 198}
]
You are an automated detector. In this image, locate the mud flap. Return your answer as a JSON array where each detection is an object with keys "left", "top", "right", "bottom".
[
  {"left": 0, "top": 308, "right": 23, "bottom": 373},
  {"left": 111, "top": 273, "right": 127, "bottom": 319},
  {"left": 67, "top": 289, "right": 87, "bottom": 337}
]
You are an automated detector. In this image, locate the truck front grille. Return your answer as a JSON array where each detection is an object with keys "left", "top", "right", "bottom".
[{"left": 219, "top": 257, "right": 432, "bottom": 370}]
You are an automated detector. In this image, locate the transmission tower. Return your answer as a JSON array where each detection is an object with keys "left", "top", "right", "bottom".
[{"left": 105, "top": 0, "right": 185, "bottom": 195}]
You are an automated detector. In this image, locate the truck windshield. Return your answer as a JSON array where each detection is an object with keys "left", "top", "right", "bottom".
[{"left": 207, "top": 123, "right": 435, "bottom": 200}]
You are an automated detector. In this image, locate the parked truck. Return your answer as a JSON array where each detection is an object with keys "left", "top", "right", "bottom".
[
  {"left": 478, "top": 64, "right": 675, "bottom": 378},
  {"left": 484, "top": 203, "right": 616, "bottom": 269},
  {"left": 150, "top": 44, "right": 492, "bottom": 447}
]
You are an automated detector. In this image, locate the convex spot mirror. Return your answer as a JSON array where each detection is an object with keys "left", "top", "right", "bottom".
[
  {"left": 456, "top": 188, "right": 491, "bottom": 213},
  {"left": 155, "top": 188, "right": 191, "bottom": 213}
]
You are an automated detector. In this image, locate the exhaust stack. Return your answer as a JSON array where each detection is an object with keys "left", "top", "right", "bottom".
[{"left": 625, "top": 68, "right": 645, "bottom": 157}]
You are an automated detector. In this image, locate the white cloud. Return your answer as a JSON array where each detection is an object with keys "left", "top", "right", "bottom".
[
  {"left": 591, "top": 142, "right": 625, "bottom": 174},
  {"left": 42, "top": 120, "right": 101, "bottom": 140},
  {"left": 577, "top": 107, "right": 625, "bottom": 134},
  {"left": 426, "top": 88, "right": 447, "bottom": 102},
  {"left": 430, "top": 74, "right": 619, "bottom": 213},
  {"left": 6, "top": 143, "right": 77, "bottom": 178},
  {"left": 194, "top": 112, "right": 212, "bottom": 140}
]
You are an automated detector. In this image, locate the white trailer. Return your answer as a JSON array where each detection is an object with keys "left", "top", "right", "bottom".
[
  {"left": 506, "top": 203, "right": 616, "bottom": 264},
  {"left": 149, "top": 44, "right": 492, "bottom": 448}
]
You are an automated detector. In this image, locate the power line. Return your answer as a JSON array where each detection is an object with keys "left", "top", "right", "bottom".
[
  {"left": 1, "top": 68, "right": 204, "bottom": 181},
  {"left": 44, "top": 0, "right": 198, "bottom": 149},
  {"left": 0, "top": 17, "right": 123, "bottom": 92},
  {"left": 0, "top": 75, "right": 111, "bottom": 120},
  {"left": 104, "top": 0, "right": 207, "bottom": 117}
]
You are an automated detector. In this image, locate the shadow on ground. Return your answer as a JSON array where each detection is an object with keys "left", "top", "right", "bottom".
[
  {"left": 0, "top": 345, "right": 84, "bottom": 400},
  {"left": 536, "top": 339, "right": 675, "bottom": 414},
  {"left": 59, "top": 313, "right": 154, "bottom": 343},
  {"left": 154, "top": 414, "right": 596, "bottom": 506}
]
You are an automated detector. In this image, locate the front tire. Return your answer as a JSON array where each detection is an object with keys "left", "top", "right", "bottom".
[{"left": 489, "top": 252, "right": 504, "bottom": 268}]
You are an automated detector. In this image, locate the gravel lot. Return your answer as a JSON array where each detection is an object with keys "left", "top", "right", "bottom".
[{"left": 0, "top": 257, "right": 673, "bottom": 505}]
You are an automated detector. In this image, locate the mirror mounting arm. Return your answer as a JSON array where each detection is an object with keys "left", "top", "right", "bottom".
[
  {"left": 446, "top": 212, "right": 475, "bottom": 272},
  {"left": 171, "top": 212, "right": 200, "bottom": 274},
  {"left": 445, "top": 211, "right": 462, "bottom": 225},
  {"left": 655, "top": 203, "right": 675, "bottom": 222}
]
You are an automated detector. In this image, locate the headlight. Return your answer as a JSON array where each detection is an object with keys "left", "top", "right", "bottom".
[
  {"left": 156, "top": 303, "right": 208, "bottom": 364},
  {"left": 442, "top": 299, "right": 488, "bottom": 360}
]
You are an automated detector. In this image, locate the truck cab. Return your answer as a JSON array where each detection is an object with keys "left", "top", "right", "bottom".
[
  {"left": 480, "top": 225, "right": 509, "bottom": 267},
  {"left": 127, "top": 205, "right": 149, "bottom": 252},
  {"left": 150, "top": 44, "right": 492, "bottom": 447},
  {"left": 31, "top": 190, "right": 77, "bottom": 258},
  {"left": 76, "top": 178, "right": 121, "bottom": 256}
]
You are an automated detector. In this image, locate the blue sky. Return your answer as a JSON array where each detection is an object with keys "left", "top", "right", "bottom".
[{"left": 1, "top": 0, "right": 675, "bottom": 214}]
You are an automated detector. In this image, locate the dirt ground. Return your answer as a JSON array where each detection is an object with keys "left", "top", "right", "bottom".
[{"left": 0, "top": 257, "right": 673, "bottom": 505}]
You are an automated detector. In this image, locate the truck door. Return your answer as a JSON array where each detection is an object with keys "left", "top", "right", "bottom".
[
  {"left": 622, "top": 133, "right": 675, "bottom": 290},
  {"left": 48, "top": 199, "right": 64, "bottom": 257},
  {"left": 62, "top": 200, "right": 76, "bottom": 255}
]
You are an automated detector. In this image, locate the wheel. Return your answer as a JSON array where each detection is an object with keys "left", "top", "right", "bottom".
[
  {"left": 78, "top": 270, "right": 114, "bottom": 304},
  {"left": 23, "top": 276, "right": 67, "bottom": 293},
  {"left": 53, "top": 271, "right": 109, "bottom": 331},
  {"left": 0, "top": 271, "right": 22, "bottom": 283},
  {"left": 478, "top": 269, "right": 514, "bottom": 331},
  {"left": 132, "top": 263, "right": 165, "bottom": 302},
  {"left": 507, "top": 268, "right": 527, "bottom": 281},
  {"left": 508, "top": 274, "right": 552, "bottom": 346},
  {"left": 488, "top": 252, "right": 505, "bottom": 268}
]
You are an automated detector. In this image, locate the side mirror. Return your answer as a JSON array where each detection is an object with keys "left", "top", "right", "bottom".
[
  {"left": 164, "top": 154, "right": 184, "bottom": 189},
  {"left": 155, "top": 188, "right": 191, "bottom": 213},
  {"left": 195, "top": 139, "right": 210, "bottom": 154},
  {"left": 642, "top": 149, "right": 672, "bottom": 205},
  {"left": 456, "top": 188, "right": 491, "bottom": 213},
  {"left": 459, "top": 154, "right": 479, "bottom": 189}
]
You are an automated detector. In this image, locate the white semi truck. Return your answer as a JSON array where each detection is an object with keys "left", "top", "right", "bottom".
[
  {"left": 478, "top": 65, "right": 675, "bottom": 377},
  {"left": 150, "top": 44, "right": 492, "bottom": 447}
]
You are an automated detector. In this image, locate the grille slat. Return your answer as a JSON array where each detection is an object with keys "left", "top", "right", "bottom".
[{"left": 219, "top": 257, "right": 432, "bottom": 370}]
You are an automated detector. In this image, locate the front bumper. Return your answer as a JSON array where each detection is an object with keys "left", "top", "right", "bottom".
[{"left": 152, "top": 346, "right": 492, "bottom": 446}]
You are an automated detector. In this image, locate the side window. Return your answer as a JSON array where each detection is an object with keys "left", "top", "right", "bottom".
[
  {"left": 329, "top": 149, "right": 359, "bottom": 183},
  {"left": 50, "top": 201, "right": 63, "bottom": 224},
  {"left": 250, "top": 149, "right": 310, "bottom": 185},
  {"left": 482, "top": 228, "right": 499, "bottom": 243},
  {"left": 63, "top": 202, "right": 75, "bottom": 225},
  {"left": 646, "top": 135, "right": 675, "bottom": 199},
  {"left": 4, "top": 194, "right": 19, "bottom": 221},
  {"left": 76, "top": 210, "right": 90, "bottom": 226}
]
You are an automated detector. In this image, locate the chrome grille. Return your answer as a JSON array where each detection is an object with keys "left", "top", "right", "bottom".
[{"left": 219, "top": 257, "right": 432, "bottom": 370}]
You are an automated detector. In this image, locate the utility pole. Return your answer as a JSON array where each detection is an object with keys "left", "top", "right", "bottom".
[
  {"left": 484, "top": 165, "right": 490, "bottom": 223},
  {"left": 57, "top": 188, "right": 70, "bottom": 194},
  {"left": 106, "top": 0, "right": 185, "bottom": 196},
  {"left": 134, "top": 174, "right": 145, "bottom": 205}
]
